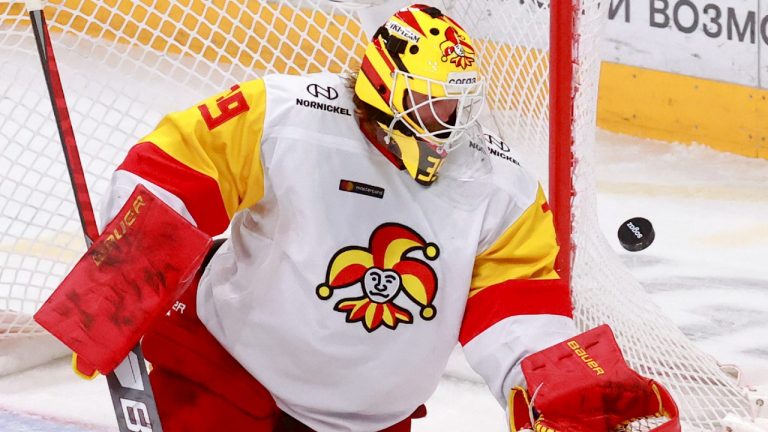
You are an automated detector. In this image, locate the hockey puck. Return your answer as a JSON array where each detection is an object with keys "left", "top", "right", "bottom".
[{"left": 617, "top": 217, "right": 655, "bottom": 252}]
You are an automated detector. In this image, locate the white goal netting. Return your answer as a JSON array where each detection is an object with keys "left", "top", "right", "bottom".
[{"left": 0, "top": 0, "right": 753, "bottom": 429}]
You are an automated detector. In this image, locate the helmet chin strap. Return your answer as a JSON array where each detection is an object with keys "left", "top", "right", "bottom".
[{"left": 384, "top": 117, "right": 398, "bottom": 145}]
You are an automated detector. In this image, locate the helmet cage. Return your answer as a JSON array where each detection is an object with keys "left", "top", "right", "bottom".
[{"left": 386, "top": 69, "right": 485, "bottom": 153}]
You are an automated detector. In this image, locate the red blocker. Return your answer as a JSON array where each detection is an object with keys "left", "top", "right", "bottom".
[
  {"left": 513, "top": 324, "right": 680, "bottom": 432},
  {"left": 35, "top": 184, "right": 213, "bottom": 375}
]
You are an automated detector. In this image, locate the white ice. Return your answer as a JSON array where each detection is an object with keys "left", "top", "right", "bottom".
[{"left": 1, "top": 130, "right": 766, "bottom": 431}]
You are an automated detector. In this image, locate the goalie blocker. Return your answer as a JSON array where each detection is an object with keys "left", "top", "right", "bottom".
[
  {"left": 35, "top": 184, "right": 213, "bottom": 375},
  {"left": 509, "top": 325, "right": 680, "bottom": 432}
]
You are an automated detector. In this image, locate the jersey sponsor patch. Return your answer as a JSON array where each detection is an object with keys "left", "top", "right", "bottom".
[
  {"left": 484, "top": 133, "right": 520, "bottom": 165},
  {"left": 316, "top": 223, "right": 440, "bottom": 332},
  {"left": 295, "top": 98, "right": 352, "bottom": 116},
  {"left": 306, "top": 83, "right": 339, "bottom": 100},
  {"left": 339, "top": 179, "right": 385, "bottom": 199}
]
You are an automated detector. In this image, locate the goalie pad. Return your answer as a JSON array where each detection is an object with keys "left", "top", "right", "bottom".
[
  {"left": 34, "top": 184, "right": 213, "bottom": 375},
  {"left": 509, "top": 324, "right": 680, "bottom": 432}
]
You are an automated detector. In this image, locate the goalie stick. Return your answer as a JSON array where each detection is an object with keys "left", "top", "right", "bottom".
[{"left": 26, "top": 1, "right": 163, "bottom": 431}]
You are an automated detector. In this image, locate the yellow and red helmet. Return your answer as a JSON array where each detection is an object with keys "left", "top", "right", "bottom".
[{"left": 355, "top": 4, "right": 485, "bottom": 185}]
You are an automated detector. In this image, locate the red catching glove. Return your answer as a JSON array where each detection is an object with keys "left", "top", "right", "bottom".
[
  {"left": 509, "top": 324, "right": 680, "bottom": 432},
  {"left": 34, "top": 184, "right": 212, "bottom": 375}
]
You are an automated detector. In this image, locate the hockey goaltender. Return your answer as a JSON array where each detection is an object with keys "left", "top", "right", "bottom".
[{"left": 36, "top": 4, "right": 680, "bottom": 432}]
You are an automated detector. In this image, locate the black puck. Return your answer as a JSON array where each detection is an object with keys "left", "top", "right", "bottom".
[{"left": 617, "top": 217, "right": 655, "bottom": 252}]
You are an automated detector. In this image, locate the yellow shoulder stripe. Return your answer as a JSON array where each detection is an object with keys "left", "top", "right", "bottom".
[
  {"left": 470, "top": 185, "right": 560, "bottom": 297},
  {"left": 139, "top": 79, "right": 267, "bottom": 217}
]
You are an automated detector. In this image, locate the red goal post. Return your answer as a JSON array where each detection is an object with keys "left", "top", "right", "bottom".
[{"left": 0, "top": 0, "right": 754, "bottom": 429}]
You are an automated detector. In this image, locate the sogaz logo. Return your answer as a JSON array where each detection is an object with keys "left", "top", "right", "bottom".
[
  {"left": 446, "top": 71, "right": 478, "bottom": 85},
  {"left": 446, "top": 72, "right": 479, "bottom": 95}
]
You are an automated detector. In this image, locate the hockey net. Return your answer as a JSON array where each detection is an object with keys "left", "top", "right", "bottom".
[{"left": 0, "top": 0, "right": 753, "bottom": 429}]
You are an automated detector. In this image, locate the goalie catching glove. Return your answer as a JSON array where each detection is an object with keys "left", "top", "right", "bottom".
[
  {"left": 509, "top": 325, "right": 680, "bottom": 432},
  {"left": 34, "top": 184, "right": 213, "bottom": 376}
]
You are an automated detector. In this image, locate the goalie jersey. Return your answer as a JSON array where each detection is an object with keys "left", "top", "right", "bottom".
[{"left": 102, "top": 72, "right": 576, "bottom": 431}]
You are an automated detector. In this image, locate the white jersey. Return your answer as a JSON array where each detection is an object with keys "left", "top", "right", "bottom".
[{"left": 103, "top": 72, "right": 576, "bottom": 431}]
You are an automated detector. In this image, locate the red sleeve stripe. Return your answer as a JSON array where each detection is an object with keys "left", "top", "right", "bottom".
[
  {"left": 373, "top": 38, "right": 396, "bottom": 73},
  {"left": 117, "top": 142, "right": 230, "bottom": 236},
  {"left": 361, "top": 56, "right": 392, "bottom": 106},
  {"left": 459, "top": 279, "right": 573, "bottom": 346}
]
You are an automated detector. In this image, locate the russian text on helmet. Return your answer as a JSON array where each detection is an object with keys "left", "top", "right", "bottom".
[{"left": 386, "top": 21, "right": 421, "bottom": 43}]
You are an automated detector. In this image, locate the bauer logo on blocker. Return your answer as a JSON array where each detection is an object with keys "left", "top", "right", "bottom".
[{"left": 307, "top": 83, "right": 339, "bottom": 100}]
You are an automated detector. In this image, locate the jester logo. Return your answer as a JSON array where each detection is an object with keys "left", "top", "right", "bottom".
[
  {"left": 440, "top": 27, "right": 476, "bottom": 70},
  {"left": 316, "top": 223, "right": 440, "bottom": 332}
]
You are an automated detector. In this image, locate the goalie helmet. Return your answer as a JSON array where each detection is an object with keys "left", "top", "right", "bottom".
[{"left": 355, "top": 4, "right": 485, "bottom": 185}]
